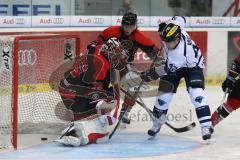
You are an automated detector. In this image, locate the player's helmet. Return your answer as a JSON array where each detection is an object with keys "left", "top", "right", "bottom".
[
  {"left": 159, "top": 23, "right": 181, "bottom": 42},
  {"left": 121, "top": 12, "right": 137, "bottom": 25}
]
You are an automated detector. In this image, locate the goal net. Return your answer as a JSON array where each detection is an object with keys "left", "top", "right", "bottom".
[{"left": 0, "top": 34, "right": 80, "bottom": 149}]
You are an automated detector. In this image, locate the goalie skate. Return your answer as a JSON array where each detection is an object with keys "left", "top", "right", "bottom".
[
  {"left": 55, "top": 136, "right": 81, "bottom": 147},
  {"left": 54, "top": 123, "right": 89, "bottom": 147}
]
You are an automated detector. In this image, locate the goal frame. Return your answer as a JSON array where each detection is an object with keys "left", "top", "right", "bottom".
[{"left": 9, "top": 34, "right": 80, "bottom": 149}]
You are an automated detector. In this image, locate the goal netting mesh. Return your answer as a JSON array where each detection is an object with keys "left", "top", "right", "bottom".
[{"left": 0, "top": 34, "right": 79, "bottom": 149}]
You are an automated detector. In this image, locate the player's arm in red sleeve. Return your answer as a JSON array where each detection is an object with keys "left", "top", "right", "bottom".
[
  {"left": 97, "top": 26, "right": 122, "bottom": 44},
  {"left": 132, "top": 30, "right": 161, "bottom": 60}
]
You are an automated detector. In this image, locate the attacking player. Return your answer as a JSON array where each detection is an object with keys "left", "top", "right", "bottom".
[
  {"left": 140, "top": 16, "right": 213, "bottom": 140},
  {"left": 87, "top": 12, "right": 161, "bottom": 126},
  {"left": 211, "top": 54, "right": 240, "bottom": 127},
  {"left": 55, "top": 38, "right": 127, "bottom": 146}
]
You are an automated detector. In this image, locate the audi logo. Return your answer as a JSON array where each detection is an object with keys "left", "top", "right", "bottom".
[
  {"left": 93, "top": 18, "right": 104, "bottom": 24},
  {"left": 212, "top": 19, "right": 225, "bottom": 25},
  {"left": 18, "top": 49, "right": 37, "bottom": 66},
  {"left": 53, "top": 18, "right": 64, "bottom": 24},
  {"left": 15, "top": 18, "right": 25, "bottom": 25}
]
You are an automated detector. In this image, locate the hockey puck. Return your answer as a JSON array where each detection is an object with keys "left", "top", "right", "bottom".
[{"left": 41, "top": 137, "right": 48, "bottom": 141}]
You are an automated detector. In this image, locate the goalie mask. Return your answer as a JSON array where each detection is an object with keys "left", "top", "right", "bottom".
[
  {"left": 103, "top": 38, "right": 122, "bottom": 53},
  {"left": 102, "top": 38, "right": 128, "bottom": 71}
]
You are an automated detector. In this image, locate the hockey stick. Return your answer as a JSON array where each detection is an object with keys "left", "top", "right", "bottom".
[
  {"left": 108, "top": 52, "right": 162, "bottom": 140},
  {"left": 108, "top": 80, "right": 145, "bottom": 140},
  {"left": 120, "top": 88, "right": 196, "bottom": 133},
  {"left": 221, "top": 88, "right": 228, "bottom": 104},
  {"left": 55, "top": 121, "right": 74, "bottom": 141}
]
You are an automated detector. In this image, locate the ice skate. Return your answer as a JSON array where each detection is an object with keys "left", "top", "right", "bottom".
[
  {"left": 148, "top": 107, "right": 167, "bottom": 137},
  {"left": 201, "top": 126, "right": 213, "bottom": 142},
  {"left": 119, "top": 109, "right": 130, "bottom": 128},
  {"left": 55, "top": 135, "right": 81, "bottom": 147},
  {"left": 54, "top": 128, "right": 81, "bottom": 147}
]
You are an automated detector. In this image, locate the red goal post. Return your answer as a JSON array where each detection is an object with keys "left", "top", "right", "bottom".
[{"left": 0, "top": 34, "right": 80, "bottom": 149}]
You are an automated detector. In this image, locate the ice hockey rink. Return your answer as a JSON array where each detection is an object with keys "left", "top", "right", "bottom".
[{"left": 0, "top": 86, "right": 240, "bottom": 160}]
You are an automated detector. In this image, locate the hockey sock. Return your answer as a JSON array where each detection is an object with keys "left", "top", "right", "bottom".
[
  {"left": 195, "top": 105, "right": 212, "bottom": 128},
  {"left": 211, "top": 104, "right": 231, "bottom": 127}
]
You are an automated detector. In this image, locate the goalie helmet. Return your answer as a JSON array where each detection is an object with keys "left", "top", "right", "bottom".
[
  {"left": 159, "top": 23, "right": 181, "bottom": 42},
  {"left": 102, "top": 37, "right": 123, "bottom": 53},
  {"left": 121, "top": 12, "right": 137, "bottom": 25},
  {"left": 102, "top": 38, "right": 128, "bottom": 71}
]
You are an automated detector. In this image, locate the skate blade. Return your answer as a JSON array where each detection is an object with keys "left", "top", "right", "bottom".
[
  {"left": 54, "top": 136, "right": 80, "bottom": 147},
  {"left": 148, "top": 135, "right": 156, "bottom": 140},
  {"left": 203, "top": 138, "right": 212, "bottom": 145},
  {"left": 54, "top": 139, "right": 71, "bottom": 147}
]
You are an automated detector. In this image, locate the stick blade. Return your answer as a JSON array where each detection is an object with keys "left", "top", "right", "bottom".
[{"left": 165, "top": 122, "right": 196, "bottom": 133}]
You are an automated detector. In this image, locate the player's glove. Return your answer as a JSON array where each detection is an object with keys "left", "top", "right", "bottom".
[
  {"left": 153, "top": 48, "right": 166, "bottom": 67},
  {"left": 140, "top": 68, "right": 159, "bottom": 82},
  {"left": 154, "top": 55, "right": 166, "bottom": 67},
  {"left": 222, "top": 76, "right": 236, "bottom": 93}
]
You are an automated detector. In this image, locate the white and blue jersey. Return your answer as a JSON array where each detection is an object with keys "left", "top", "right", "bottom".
[{"left": 163, "top": 16, "right": 205, "bottom": 73}]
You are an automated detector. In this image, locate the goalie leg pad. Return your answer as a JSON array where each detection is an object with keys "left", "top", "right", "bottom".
[
  {"left": 74, "top": 116, "right": 111, "bottom": 144},
  {"left": 55, "top": 123, "right": 82, "bottom": 147},
  {"left": 56, "top": 136, "right": 81, "bottom": 147},
  {"left": 96, "top": 100, "right": 117, "bottom": 114}
]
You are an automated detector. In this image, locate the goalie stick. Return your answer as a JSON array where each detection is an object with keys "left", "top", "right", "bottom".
[
  {"left": 120, "top": 88, "right": 196, "bottom": 133},
  {"left": 54, "top": 121, "right": 74, "bottom": 142}
]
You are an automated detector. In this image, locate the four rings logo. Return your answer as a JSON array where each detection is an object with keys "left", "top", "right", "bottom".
[
  {"left": 15, "top": 18, "right": 25, "bottom": 25},
  {"left": 18, "top": 49, "right": 37, "bottom": 66},
  {"left": 212, "top": 19, "right": 225, "bottom": 25},
  {"left": 53, "top": 18, "right": 64, "bottom": 24},
  {"left": 93, "top": 18, "right": 104, "bottom": 24}
]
